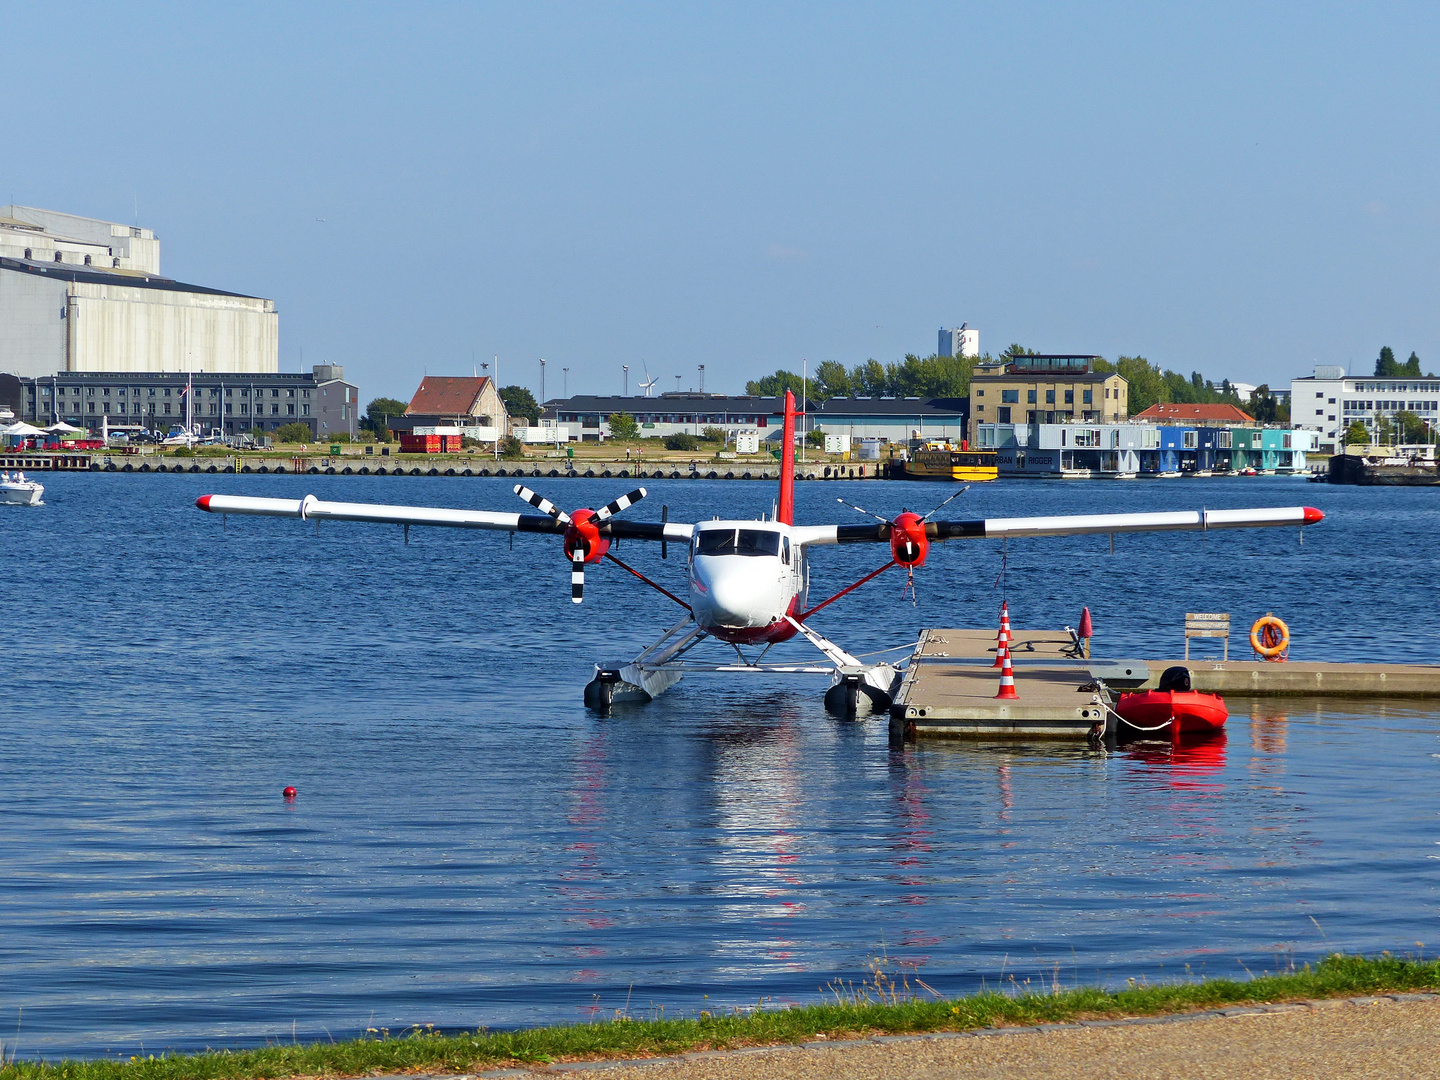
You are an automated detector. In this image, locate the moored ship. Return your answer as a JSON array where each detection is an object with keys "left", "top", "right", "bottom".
[
  {"left": 898, "top": 440, "right": 998, "bottom": 482},
  {"left": 1327, "top": 448, "right": 1440, "bottom": 486}
]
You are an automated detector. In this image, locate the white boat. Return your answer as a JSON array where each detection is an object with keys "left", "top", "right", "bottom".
[{"left": 0, "top": 471, "right": 44, "bottom": 506}]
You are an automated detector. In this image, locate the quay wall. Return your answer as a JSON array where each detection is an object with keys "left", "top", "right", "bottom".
[
  {"left": 5, "top": 452, "right": 881, "bottom": 481},
  {"left": 7, "top": 452, "right": 1327, "bottom": 481}
]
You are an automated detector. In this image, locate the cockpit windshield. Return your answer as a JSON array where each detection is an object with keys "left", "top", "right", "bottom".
[{"left": 694, "top": 528, "right": 782, "bottom": 557}]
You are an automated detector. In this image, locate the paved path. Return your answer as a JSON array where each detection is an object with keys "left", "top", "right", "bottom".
[{"left": 482, "top": 995, "right": 1440, "bottom": 1079}]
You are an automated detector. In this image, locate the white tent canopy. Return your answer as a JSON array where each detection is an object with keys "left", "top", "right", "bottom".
[
  {"left": 44, "top": 421, "right": 86, "bottom": 434},
  {"left": 2, "top": 422, "right": 47, "bottom": 437}
]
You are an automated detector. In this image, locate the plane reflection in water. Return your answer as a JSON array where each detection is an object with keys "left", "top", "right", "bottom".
[
  {"left": 885, "top": 754, "right": 934, "bottom": 912},
  {"left": 882, "top": 754, "right": 941, "bottom": 956},
  {"left": 702, "top": 707, "right": 808, "bottom": 976},
  {"left": 557, "top": 731, "right": 613, "bottom": 985}
]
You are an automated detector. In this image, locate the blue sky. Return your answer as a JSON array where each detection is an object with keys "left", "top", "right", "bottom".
[{"left": 4, "top": 3, "right": 1437, "bottom": 401}]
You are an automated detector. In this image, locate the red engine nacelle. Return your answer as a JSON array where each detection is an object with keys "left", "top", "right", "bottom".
[
  {"left": 889, "top": 511, "right": 930, "bottom": 567},
  {"left": 564, "top": 509, "right": 610, "bottom": 563}
]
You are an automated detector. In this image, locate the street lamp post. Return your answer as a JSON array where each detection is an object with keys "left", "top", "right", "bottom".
[
  {"left": 623, "top": 365, "right": 629, "bottom": 396},
  {"left": 563, "top": 367, "right": 568, "bottom": 398},
  {"left": 539, "top": 358, "right": 546, "bottom": 413},
  {"left": 800, "top": 359, "right": 807, "bottom": 464}
]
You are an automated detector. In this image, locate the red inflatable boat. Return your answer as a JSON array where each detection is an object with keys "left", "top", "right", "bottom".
[{"left": 1115, "top": 689, "right": 1228, "bottom": 736}]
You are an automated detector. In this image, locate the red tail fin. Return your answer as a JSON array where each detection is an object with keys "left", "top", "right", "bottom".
[{"left": 778, "top": 389, "right": 797, "bottom": 524}]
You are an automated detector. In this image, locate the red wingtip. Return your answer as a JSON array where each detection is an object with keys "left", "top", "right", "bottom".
[
  {"left": 1302, "top": 506, "right": 1324, "bottom": 525},
  {"left": 196, "top": 495, "right": 212, "bottom": 511}
]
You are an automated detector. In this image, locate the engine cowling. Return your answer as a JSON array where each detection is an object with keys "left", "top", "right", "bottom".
[
  {"left": 889, "top": 511, "right": 930, "bottom": 567},
  {"left": 564, "top": 509, "right": 610, "bottom": 563}
]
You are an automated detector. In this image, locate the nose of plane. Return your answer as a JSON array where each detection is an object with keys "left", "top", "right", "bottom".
[{"left": 705, "top": 575, "right": 755, "bottom": 627}]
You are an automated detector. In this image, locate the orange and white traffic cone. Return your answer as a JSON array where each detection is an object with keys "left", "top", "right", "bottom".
[
  {"left": 995, "top": 648, "right": 1018, "bottom": 700},
  {"left": 993, "top": 601, "right": 1011, "bottom": 668}
]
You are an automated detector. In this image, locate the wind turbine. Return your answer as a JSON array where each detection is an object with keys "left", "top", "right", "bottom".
[{"left": 638, "top": 362, "right": 659, "bottom": 397}]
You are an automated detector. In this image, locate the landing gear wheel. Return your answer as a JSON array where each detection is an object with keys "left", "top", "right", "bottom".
[
  {"left": 824, "top": 675, "right": 864, "bottom": 718},
  {"left": 584, "top": 670, "right": 622, "bottom": 715}
]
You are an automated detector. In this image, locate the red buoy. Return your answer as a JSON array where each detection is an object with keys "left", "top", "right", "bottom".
[{"left": 283, "top": 786, "right": 297, "bottom": 799}]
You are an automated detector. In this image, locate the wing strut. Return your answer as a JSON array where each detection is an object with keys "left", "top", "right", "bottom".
[
  {"left": 797, "top": 559, "right": 895, "bottom": 621},
  {"left": 603, "top": 552, "right": 692, "bottom": 611}
]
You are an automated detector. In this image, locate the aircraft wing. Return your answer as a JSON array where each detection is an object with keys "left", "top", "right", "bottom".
[
  {"left": 196, "top": 494, "right": 567, "bottom": 533},
  {"left": 194, "top": 493, "right": 697, "bottom": 541},
  {"left": 791, "top": 506, "right": 1324, "bottom": 546},
  {"left": 198, "top": 495, "right": 1320, "bottom": 545}
]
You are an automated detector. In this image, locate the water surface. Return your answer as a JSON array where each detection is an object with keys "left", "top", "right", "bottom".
[{"left": 1, "top": 474, "right": 1436, "bottom": 1056}]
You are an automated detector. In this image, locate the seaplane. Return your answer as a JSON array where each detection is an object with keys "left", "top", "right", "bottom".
[{"left": 195, "top": 392, "right": 1324, "bottom": 725}]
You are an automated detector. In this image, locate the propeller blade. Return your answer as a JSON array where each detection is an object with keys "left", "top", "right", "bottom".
[
  {"left": 514, "top": 484, "right": 571, "bottom": 524},
  {"left": 571, "top": 555, "right": 585, "bottom": 604},
  {"left": 922, "top": 485, "right": 969, "bottom": 521},
  {"left": 660, "top": 505, "right": 669, "bottom": 560},
  {"left": 594, "top": 487, "right": 647, "bottom": 521},
  {"left": 835, "top": 496, "right": 889, "bottom": 523}
]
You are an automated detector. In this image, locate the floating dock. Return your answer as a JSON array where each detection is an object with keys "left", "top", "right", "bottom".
[{"left": 891, "top": 627, "right": 1440, "bottom": 742}]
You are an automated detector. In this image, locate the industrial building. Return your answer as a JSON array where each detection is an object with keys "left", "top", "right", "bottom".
[
  {"left": 540, "top": 392, "right": 968, "bottom": 443},
  {"left": 968, "top": 355, "right": 1128, "bottom": 443},
  {"left": 0, "top": 205, "right": 278, "bottom": 378},
  {"left": 938, "top": 324, "right": 979, "bottom": 358},
  {"left": 13, "top": 364, "right": 359, "bottom": 439},
  {"left": 543, "top": 393, "right": 779, "bottom": 440},
  {"left": 1291, "top": 364, "right": 1440, "bottom": 453},
  {"left": 808, "top": 396, "right": 968, "bottom": 442}
]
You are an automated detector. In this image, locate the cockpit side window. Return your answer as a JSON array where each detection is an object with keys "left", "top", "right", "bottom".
[{"left": 782, "top": 536, "right": 790, "bottom": 564}]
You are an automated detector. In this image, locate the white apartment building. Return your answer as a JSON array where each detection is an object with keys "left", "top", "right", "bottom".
[{"left": 1290, "top": 364, "right": 1440, "bottom": 452}]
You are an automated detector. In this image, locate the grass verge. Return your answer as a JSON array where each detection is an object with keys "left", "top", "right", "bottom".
[{"left": 2, "top": 953, "right": 1436, "bottom": 1079}]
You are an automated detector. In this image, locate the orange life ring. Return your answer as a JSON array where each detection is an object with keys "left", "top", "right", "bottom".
[{"left": 1250, "top": 615, "right": 1289, "bottom": 660}]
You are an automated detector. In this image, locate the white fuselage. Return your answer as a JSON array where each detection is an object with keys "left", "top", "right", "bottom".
[{"left": 687, "top": 521, "right": 810, "bottom": 643}]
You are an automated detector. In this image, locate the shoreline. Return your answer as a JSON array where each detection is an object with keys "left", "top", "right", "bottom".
[
  {"left": 2, "top": 451, "right": 1322, "bottom": 481},
  {"left": 2, "top": 954, "right": 1435, "bottom": 1078}
]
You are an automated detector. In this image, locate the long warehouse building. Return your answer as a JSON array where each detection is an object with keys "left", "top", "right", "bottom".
[{"left": 0, "top": 205, "right": 277, "bottom": 378}]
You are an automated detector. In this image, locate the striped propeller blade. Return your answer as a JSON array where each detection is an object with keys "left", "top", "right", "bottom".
[
  {"left": 594, "top": 487, "right": 647, "bottom": 521},
  {"left": 570, "top": 555, "right": 585, "bottom": 604},
  {"left": 513, "top": 484, "right": 571, "bottom": 524}
]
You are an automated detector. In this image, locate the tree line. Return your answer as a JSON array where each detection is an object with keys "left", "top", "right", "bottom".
[
  {"left": 360, "top": 344, "right": 1429, "bottom": 439},
  {"left": 742, "top": 346, "right": 1290, "bottom": 420},
  {"left": 1373, "top": 346, "right": 1431, "bottom": 378}
]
